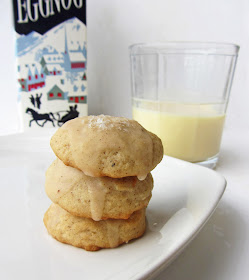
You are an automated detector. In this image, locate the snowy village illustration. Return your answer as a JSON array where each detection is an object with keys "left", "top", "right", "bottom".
[{"left": 16, "top": 17, "right": 87, "bottom": 129}]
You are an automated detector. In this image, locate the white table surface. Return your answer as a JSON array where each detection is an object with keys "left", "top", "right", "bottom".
[{"left": 155, "top": 128, "right": 249, "bottom": 280}]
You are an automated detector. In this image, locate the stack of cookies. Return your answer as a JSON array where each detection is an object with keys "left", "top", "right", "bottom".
[{"left": 44, "top": 115, "right": 163, "bottom": 251}]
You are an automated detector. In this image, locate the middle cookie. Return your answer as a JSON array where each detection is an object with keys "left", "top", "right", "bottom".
[{"left": 45, "top": 159, "right": 154, "bottom": 221}]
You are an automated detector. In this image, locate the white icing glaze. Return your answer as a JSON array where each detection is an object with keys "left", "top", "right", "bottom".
[
  {"left": 137, "top": 173, "right": 148, "bottom": 181},
  {"left": 47, "top": 204, "right": 63, "bottom": 229},
  {"left": 46, "top": 159, "right": 80, "bottom": 201},
  {"left": 82, "top": 169, "right": 96, "bottom": 178},
  {"left": 106, "top": 222, "right": 120, "bottom": 248},
  {"left": 88, "top": 181, "right": 108, "bottom": 221}
]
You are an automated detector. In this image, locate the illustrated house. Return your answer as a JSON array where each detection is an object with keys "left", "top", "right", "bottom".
[
  {"left": 18, "top": 64, "right": 45, "bottom": 92},
  {"left": 44, "top": 65, "right": 63, "bottom": 76},
  {"left": 47, "top": 85, "right": 66, "bottom": 101},
  {"left": 67, "top": 82, "right": 87, "bottom": 104},
  {"left": 63, "top": 27, "right": 86, "bottom": 72},
  {"left": 68, "top": 95, "right": 87, "bottom": 104},
  {"left": 40, "top": 54, "right": 64, "bottom": 68},
  {"left": 69, "top": 52, "right": 86, "bottom": 70}
]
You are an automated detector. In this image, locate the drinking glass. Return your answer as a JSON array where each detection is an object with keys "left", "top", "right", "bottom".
[{"left": 129, "top": 42, "right": 239, "bottom": 168}]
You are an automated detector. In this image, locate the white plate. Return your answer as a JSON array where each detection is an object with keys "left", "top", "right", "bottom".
[{"left": 0, "top": 134, "right": 226, "bottom": 280}]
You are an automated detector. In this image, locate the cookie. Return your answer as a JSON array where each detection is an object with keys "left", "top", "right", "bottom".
[
  {"left": 43, "top": 204, "right": 146, "bottom": 251},
  {"left": 45, "top": 158, "right": 153, "bottom": 220},
  {"left": 50, "top": 115, "right": 163, "bottom": 179}
]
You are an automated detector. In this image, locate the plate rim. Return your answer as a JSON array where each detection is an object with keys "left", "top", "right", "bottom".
[{"left": 139, "top": 156, "right": 227, "bottom": 280}]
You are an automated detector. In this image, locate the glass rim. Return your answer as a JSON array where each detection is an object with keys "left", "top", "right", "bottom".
[{"left": 129, "top": 41, "right": 240, "bottom": 56}]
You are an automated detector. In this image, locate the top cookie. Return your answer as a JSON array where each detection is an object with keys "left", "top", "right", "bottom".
[{"left": 50, "top": 115, "right": 163, "bottom": 179}]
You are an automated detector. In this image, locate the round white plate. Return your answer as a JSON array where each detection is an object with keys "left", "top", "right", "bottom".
[{"left": 0, "top": 133, "right": 226, "bottom": 280}]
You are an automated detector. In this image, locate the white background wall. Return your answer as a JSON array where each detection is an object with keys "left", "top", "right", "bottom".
[{"left": 1, "top": 0, "right": 249, "bottom": 134}]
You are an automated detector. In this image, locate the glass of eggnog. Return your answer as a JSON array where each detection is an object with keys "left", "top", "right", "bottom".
[{"left": 129, "top": 42, "right": 239, "bottom": 168}]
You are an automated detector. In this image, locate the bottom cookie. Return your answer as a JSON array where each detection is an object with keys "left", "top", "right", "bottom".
[{"left": 44, "top": 204, "right": 146, "bottom": 251}]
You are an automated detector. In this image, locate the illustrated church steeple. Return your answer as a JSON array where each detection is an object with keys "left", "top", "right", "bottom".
[
  {"left": 64, "top": 25, "right": 68, "bottom": 55},
  {"left": 63, "top": 25, "right": 71, "bottom": 71},
  {"left": 62, "top": 23, "right": 86, "bottom": 72}
]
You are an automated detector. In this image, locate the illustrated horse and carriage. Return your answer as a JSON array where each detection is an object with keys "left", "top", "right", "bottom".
[{"left": 26, "top": 105, "right": 79, "bottom": 127}]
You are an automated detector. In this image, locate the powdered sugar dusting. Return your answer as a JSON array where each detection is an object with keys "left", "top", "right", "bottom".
[{"left": 87, "top": 115, "right": 134, "bottom": 131}]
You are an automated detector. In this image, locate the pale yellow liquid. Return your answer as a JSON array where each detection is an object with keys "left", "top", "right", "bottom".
[{"left": 132, "top": 100, "right": 226, "bottom": 162}]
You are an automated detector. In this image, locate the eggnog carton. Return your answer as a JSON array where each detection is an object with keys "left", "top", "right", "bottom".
[{"left": 12, "top": 0, "right": 87, "bottom": 130}]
